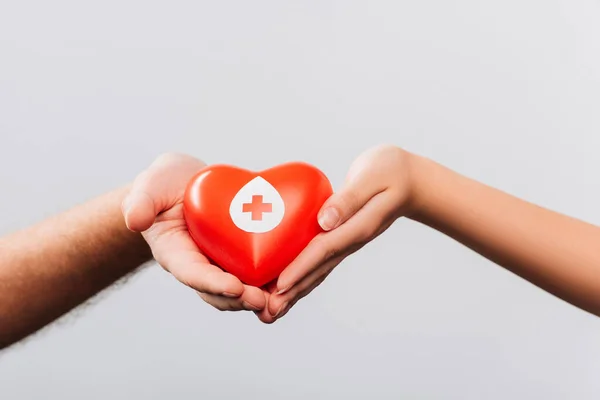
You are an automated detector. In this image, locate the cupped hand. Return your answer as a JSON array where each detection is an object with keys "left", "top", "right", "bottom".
[
  {"left": 257, "top": 145, "right": 417, "bottom": 323},
  {"left": 122, "top": 153, "right": 267, "bottom": 313}
]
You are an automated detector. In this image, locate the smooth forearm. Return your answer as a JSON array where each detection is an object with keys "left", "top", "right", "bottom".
[
  {"left": 0, "top": 186, "right": 152, "bottom": 348},
  {"left": 408, "top": 154, "right": 600, "bottom": 316}
]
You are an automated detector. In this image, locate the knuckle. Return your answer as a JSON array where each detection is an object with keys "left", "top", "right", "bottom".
[
  {"left": 356, "top": 223, "right": 379, "bottom": 244},
  {"left": 338, "top": 190, "right": 360, "bottom": 214},
  {"left": 315, "top": 237, "right": 340, "bottom": 261}
]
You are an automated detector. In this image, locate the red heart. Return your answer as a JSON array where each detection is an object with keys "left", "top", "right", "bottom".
[{"left": 183, "top": 162, "right": 333, "bottom": 287}]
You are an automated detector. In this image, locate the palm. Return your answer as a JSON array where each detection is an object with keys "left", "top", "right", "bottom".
[{"left": 124, "top": 153, "right": 268, "bottom": 313}]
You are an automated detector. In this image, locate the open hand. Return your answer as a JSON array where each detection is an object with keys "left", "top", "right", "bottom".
[{"left": 122, "top": 153, "right": 267, "bottom": 313}]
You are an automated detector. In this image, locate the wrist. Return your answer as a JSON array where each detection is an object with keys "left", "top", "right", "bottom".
[{"left": 404, "top": 151, "right": 444, "bottom": 222}]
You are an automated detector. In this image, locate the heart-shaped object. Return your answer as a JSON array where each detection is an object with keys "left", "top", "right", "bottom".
[{"left": 183, "top": 162, "right": 333, "bottom": 287}]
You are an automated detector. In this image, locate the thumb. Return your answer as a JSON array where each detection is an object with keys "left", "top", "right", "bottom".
[
  {"left": 122, "top": 188, "right": 157, "bottom": 232},
  {"left": 317, "top": 173, "right": 385, "bottom": 232},
  {"left": 122, "top": 153, "right": 206, "bottom": 232}
]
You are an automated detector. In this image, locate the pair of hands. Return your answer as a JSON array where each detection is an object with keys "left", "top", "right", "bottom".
[{"left": 122, "top": 145, "right": 415, "bottom": 323}]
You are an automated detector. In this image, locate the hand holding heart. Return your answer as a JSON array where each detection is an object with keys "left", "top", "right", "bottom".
[
  {"left": 122, "top": 153, "right": 268, "bottom": 312},
  {"left": 260, "top": 144, "right": 415, "bottom": 322},
  {"left": 123, "top": 145, "right": 416, "bottom": 323}
]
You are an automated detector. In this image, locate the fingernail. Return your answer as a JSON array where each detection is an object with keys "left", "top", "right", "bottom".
[
  {"left": 276, "top": 286, "right": 290, "bottom": 295},
  {"left": 318, "top": 208, "right": 340, "bottom": 231},
  {"left": 242, "top": 301, "right": 261, "bottom": 311},
  {"left": 272, "top": 302, "right": 288, "bottom": 318},
  {"left": 222, "top": 292, "right": 239, "bottom": 298}
]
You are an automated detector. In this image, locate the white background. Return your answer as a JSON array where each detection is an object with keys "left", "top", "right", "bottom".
[{"left": 1, "top": 1, "right": 599, "bottom": 398}]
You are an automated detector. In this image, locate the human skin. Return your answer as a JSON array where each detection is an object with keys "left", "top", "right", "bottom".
[
  {"left": 126, "top": 147, "right": 600, "bottom": 325},
  {"left": 264, "top": 145, "right": 600, "bottom": 322},
  {"left": 0, "top": 186, "right": 153, "bottom": 349},
  {"left": 123, "top": 154, "right": 268, "bottom": 313},
  {"left": 0, "top": 153, "right": 270, "bottom": 350}
]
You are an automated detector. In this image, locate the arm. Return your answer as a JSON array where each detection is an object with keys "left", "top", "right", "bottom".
[
  {"left": 265, "top": 145, "right": 600, "bottom": 322},
  {"left": 0, "top": 186, "right": 152, "bottom": 349},
  {"left": 409, "top": 154, "right": 600, "bottom": 316}
]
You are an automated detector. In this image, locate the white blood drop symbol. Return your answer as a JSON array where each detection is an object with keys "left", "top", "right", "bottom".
[{"left": 229, "top": 176, "right": 285, "bottom": 233}]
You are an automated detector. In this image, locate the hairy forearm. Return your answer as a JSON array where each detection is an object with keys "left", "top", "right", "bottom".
[
  {"left": 0, "top": 186, "right": 152, "bottom": 348},
  {"left": 408, "top": 154, "right": 600, "bottom": 316}
]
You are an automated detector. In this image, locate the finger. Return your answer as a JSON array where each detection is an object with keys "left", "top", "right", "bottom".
[
  {"left": 123, "top": 153, "right": 206, "bottom": 232},
  {"left": 263, "top": 279, "right": 278, "bottom": 294},
  {"left": 250, "top": 281, "right": 278, "bottom": 322},
  {"left": 238, "top": 285, "right": 268, "bottom": 310},
  {"left": 275, "top": 272, "right": 332, "bottom": 321},
  {"left": 317, "top": 161, "right": 389, "bottom": 232},
  {"left": 198, "top": 293, "right": 243, "bottom": 311},
  {"left": 277, "top": 191, "right": 397, "bottom": 293},
  {"left": 269, "top": 255, "right": 344, "bottom": 317},
  {"left": 168, "top": 251, "right": 244, "bottom": 297},
  {"left": 122, "top": 176, "right": 156, "bottom": 232},
  {"left": 253, "top": 291, "right": 277, "bottom": 324},
  {"left": 254, "top": 309, "right": 275, "bottom": 324},
  {"left": 147, "top": 228, "right": 244, "bottom": 297},
  {"left": 198, "top": 285, "right": 267, "bottom": 312}
]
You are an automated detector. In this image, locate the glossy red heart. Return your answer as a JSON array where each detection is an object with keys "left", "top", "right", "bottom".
[{"left": 183, "top": 162, "right": 333, "bottom": 287}]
